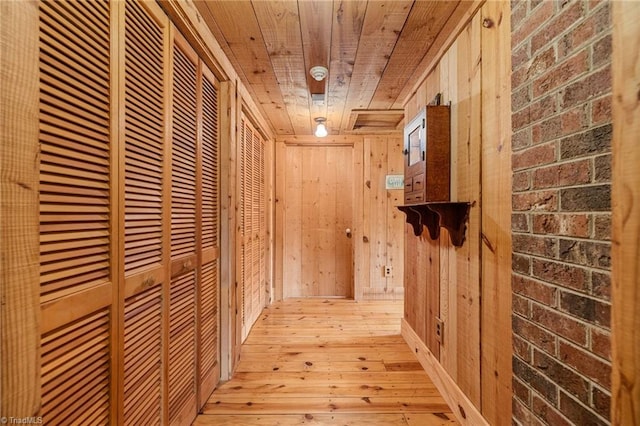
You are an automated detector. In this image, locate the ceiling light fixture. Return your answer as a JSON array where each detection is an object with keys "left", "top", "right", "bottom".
[
  {"left": 309, "top": 66, "right": 328, "bottom": 81},
  {"left": 314, "top": 117, "right": 328, "bottom": 138}
]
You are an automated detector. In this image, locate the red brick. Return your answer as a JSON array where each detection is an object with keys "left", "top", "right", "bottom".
[
  {"left": 512, "top": 66, "right": 530, "bottom": 91},
  {"left": 561, "top": 105, "right": 588, "bottom": 135},
  {"left": 532, "top": 394, "right": 572, "bottom": 426},
  {"left": 513, "top": 171, "right": 530, "bottom": 192},
  {"left": 590, "top": 327, "right": 611, "bottom": 361},
  {"left": 559, "top": 291, "right": 609, "bottom": 326},
  {"left": 513, "top": 376, "right": 531, "bottom": 404},
  {"left": 592, "top": 271, "right": 611, "bottom": 300},
  {"left": 559, "top": 340, "right": 612, "bottom": 388},
  {"left": 530, "top": 95, "right": 558, "bottom": 124},
  {"left": 514, "top": 356, "right": 559, "bottom": 405},
  {"left": 559, "top": 214, "right": 590, "bottom": 238},
  {"left": 513, "top": 143, "right": 557, "bottom": 171},
  {"left": 513, "top": 190, "right": 558, "bottom": 212},
  {"left": 531, "top": 1, "right": 585, "bottom": 54},
  {"left": 559, "top": 391, "right": 608, "bottom": 426},
  {"left": 561, "top": 65, "right": 611, "bottom": 109},
  {"left": 592, "top": 33, "right": 611, "bottom": 68},
  {"left": 513, "top": 128, "right": 532, "bottom": 151},
  {"left": 511, "top": 2, "right": 528, "bottom": 32},
  {"left": 533, "top": 49, "right": 589, "bottom": 98},
  {"left": 532, "top": 116, "right": 561, "bottom": 144},
  {"left": 527, "top": 46, "right": 557, "bottom": 80},
  {"left": 594, "top": 214, "right": 610, "bottom": 240},
  {"left": 591, "top": 95, "right": 611, "bottom": 125},
  {"left": 512, "top": 0, "right": 555, "bottom": 49},
  {"left": 513, "top": 106, "right": 532, "bottom": 131},
  {"left": 532, "top": 213, "right": 559, "bottom": 234},
  {"left": 512, "top": 213, "right": 530, "bottom": 232},
  {"left": 513, "top": 396, "right": 533, "bottom": 424},
  {"left": 534, "top": 349, "right": 589, "bottom": 403},
  {"left": 513, "top": 253, "right": 531, "bottom": 275},
  {"left": 512, "top": 42, "right": 531, "bottom": 71},
  {"left": 513, "top": 293, "right": 530, "bottom": 318},
  {"left": 532, "top": 258, "right": 589, "bottom": 292},
  {"left": 558, "top": 15, "right": 595, "bottom": 59},
  {"left": 532, "top": 160, "right": 591, "bottom": 190},
  {"left": 591, "top": 386, "right": 611, "bottom": 420},
  {"left": 513, "top": 233, "right": 558, "bottom": 258},
  {"left": 513, "top": 274, "right": 558, "bottom": 307},
  {"left": 514, "top": 334, "right": 532, "bottom": 364},
  {"left": 594, "top": 153, "right": 611, "bottom": 183},
  {"left": 531, "top": 304, "right": 588, "bottom": 346}
]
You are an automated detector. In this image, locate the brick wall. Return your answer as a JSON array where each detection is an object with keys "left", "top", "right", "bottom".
[{"left": 510, "top": 1, "right": 612, "bottom": 424}]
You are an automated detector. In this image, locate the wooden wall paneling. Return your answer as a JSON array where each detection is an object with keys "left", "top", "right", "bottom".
[
  {"left": 361, "top": 138, "right": 373, "bottom": 298},
  {"left": 219, "top": 80, "right": 238, "bottom": 378},
  {"left": 199, "top": 61, "right": 221, "bottom": 405},
  {"left": 274, "top": 140, "right": 286, "bottom": 301},
  {"left": 119, "top": 1, "right": 170, "bottom": 423},
  {"left": 282, "top": 144, "right": 302, "bottom": 298},
  {"left": 424, "top": 236, "right": 441, "bottom": 360},
  {"left": 38, "top": 0, "right": 114, "bottom": 422},
  {"left": 0, "top": 0, "right": 39, "bottom": 416},
  {"left": 335, "top": 145, "right": 354, "bottom": 298},
  {"left": 369, "top": 137, "right": 388, "bottom": 296},
  {"left": 168, "top": 30, "right": 198, "bottom": 425},
  {"left": 385, "top": 136, "right": 405, "bottom": 298},
  {"left": 612, "top": 2, "right": 640, "bottom": 423},
  {"left": 352, "top": 138, "right": 365, "bottom": 300},
  {"left": 480, "top": 1, "right": 512, "bottom": 424},
  {"left": 301, "top": 147, "right": 323, "bottom": 295},
  {"left": 399, "top": 0, "right": 485, "bottom": 109},
  {"left": 453, "top": 15, "right": 482, "bottom": 408}
]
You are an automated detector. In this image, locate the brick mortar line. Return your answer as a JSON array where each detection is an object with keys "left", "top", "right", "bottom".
[{"left": 510, "top": 255, "right": 612, "bottom": 282}]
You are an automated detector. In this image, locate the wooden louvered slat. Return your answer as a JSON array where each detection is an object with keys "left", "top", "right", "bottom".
[
  {"left": 169, "top": 271, "right": 197, "bottom": 422},
  {"left": 123, "top": 285, "right": 162, "bottom": 425},
  {"left": 171, "top": 43, "right": 197, "bottom": 261},
  {"left": 41, "top": 308, "right": 110, "bottom": 425},
  {"left": 201, "top": 71, "right": 219, "bottom": 251},
  {"left": 39, "top": 0, "right": 111, "bottom": 303},
  {"left": 199, "top": 261, "right": 219, "bottom": 390},
  {"left": 124, "top": 0, "right": 165, "bottom": 278}
]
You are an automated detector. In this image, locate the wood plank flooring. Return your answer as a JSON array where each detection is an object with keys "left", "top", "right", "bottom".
[{"left": 194, "top": 299, "right": 458, "bottom": 425}]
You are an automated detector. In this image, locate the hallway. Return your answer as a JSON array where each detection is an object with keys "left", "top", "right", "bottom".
[{"left": 194, "top": 299, "right": 457, "bottom": 425}]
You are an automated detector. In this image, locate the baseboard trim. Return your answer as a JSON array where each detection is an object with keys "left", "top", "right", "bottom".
[{"left": 401, "top": 319, "right": 489, "bottom": 426}]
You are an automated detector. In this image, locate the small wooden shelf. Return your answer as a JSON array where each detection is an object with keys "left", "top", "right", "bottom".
[{"left": 397, "top": 202, "right": 470, "bottom": 247}]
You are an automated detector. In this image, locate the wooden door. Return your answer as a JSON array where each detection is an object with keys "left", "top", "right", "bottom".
[
  {"left": 39, "top": 0, "right": 114, "bottom": 423},
  {"left": 238, "top": 115, "right": 267, "bottom": 341},
  {"left": 283, "top": 145, "right": 353, "bottom": 298}
]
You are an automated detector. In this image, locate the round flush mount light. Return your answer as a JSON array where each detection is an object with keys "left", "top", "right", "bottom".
[{"left": 309, "top": 65, "right": 328, "bottom": 81}]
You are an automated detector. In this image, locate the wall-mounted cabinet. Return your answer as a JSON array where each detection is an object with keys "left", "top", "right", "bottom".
[{"left": 403, "top": 106, "right": 451, "bottom": 204}]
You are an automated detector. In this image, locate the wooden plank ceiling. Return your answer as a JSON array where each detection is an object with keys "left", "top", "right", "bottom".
[{"left": 194, "top": 0, "right": 469, "bottom": 136}]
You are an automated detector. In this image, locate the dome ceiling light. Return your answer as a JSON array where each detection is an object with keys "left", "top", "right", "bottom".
[{"left": 309, "top": 66, "right": 328, "bottom": 82}]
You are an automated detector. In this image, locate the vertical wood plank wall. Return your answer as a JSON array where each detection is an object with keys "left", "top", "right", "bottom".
[
  {"left": 612, "top": 2, "right": 640, "bottom": 424},
  {"left": 274, "top": 135, "right": 404, "bottom": 301},
  {"left": 402, "top": 3, "right": 512, "bottom": 425},
  {"left": 0, "top": 0, "right": 40, "bottom": 417}
]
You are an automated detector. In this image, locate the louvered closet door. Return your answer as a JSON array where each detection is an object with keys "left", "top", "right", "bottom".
[
  {"left": 168, "top": 32, "right": 198, "bottom": 425},
  {"left": 199, "top": 63, "right": 221, "bottom": 405},
  {"left": 239, "top": 115, "right": 267, "bottom": 340},
  {"left": 120, "top": 1, "right": 169, "bottom": 424},
  {"left": 39, "top": 0, "right": 114, "bottom": 423}
]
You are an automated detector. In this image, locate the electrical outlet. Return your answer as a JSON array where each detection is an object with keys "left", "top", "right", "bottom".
[
  {"left": 435, "top": 317, "right": 444, "bottom": 344},
  {"left": 384, "top": 265, "right": 393, "bottom": 277}
]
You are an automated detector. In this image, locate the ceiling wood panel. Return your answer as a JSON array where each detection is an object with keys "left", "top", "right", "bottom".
[
  {"left": 338, "top": 0, "right": 413, "bottom": 132},
  {"left": 368, "top": 0, "right": 459, "bottom": 110},
  {"left": 194, "top": 0, "right": 464, "bottom": 136}
]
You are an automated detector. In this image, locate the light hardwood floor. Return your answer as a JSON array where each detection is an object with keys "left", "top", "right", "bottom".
[{"left": 194, "top": 298, "right": 458, "bottom": 425}]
